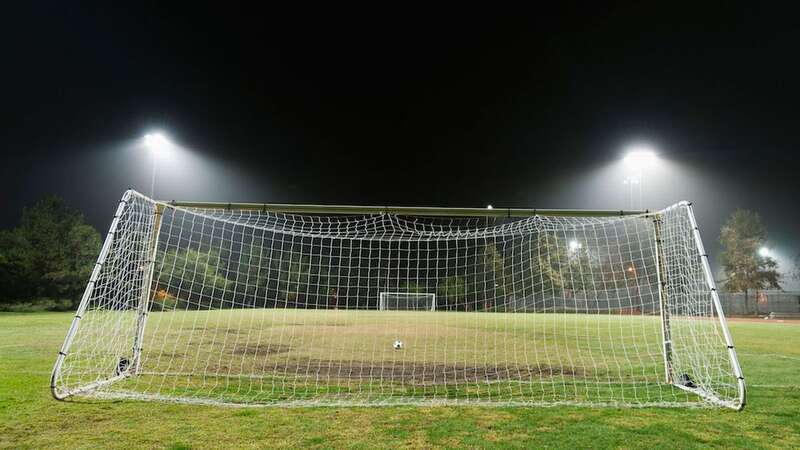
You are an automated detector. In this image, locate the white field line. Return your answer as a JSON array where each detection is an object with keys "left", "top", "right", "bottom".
[
  {"left": 749, "top": 384, "right": 799, "bottom": 388},
  {"left": 738, "top": 352, "right": 800, "bottom": 388},
  {"left": 740, "top": 352, "right": 800, "bottom": 362}
]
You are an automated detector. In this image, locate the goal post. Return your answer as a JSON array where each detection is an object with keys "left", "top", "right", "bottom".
[
  {"left": 51, "top": 190, "right": 745, "bottom": 409},
  {"left": 682, "top": 201, "right": 747, "bottom": 408},
  {"left": 132, "top": 203, "right": 163, "bottom": 375},
  {"left": 652, "top": 213, "right": 674, "bottom": 384},
  {"left": 379, "top": 292, "right": 436, "bottom": 311},
  {"left": 50, "top": 191, "right": 135, "bottom": 399}
]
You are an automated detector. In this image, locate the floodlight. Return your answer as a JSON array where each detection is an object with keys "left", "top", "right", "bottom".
[
  {"left": 144, "top": 132, "right": 171, "bottom": 152},
  {"left": 142, "top": 131, "right": 173, "bottom": 198},
  {"left": 623, "top": 147, "right": 657, "bottom": 171}
]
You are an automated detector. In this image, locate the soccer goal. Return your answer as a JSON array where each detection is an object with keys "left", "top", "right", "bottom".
[
  {"left": 51, "top": 190, "right": 745, "bottom": 409},
  {"left": 379, "top": 292, "right": 436, "bottom": 311}
]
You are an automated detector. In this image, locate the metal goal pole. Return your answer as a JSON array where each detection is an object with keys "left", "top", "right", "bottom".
[
  {"left": 132, "top": 203, "right": 163, "bottom": 375},
  {"left": 683, "top": 201, "right": 746, "bottom": 410},
  {"left": 51, "top": 190, "right": 134, "bottom": 400},
  {"left": 652, "top": 214, "right": 674, "bottom": 384}
]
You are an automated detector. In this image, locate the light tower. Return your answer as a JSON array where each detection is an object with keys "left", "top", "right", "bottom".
[
  {"left": 623, "top": 145, "right": 657, "bottom": 210},
  {"left": 143, "top": 132, "right": 172, "bottom": 198}
]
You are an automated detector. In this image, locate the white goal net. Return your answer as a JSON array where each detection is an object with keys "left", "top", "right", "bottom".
[
  {"left": 379, "top": 293, "right": 436, "bottom": 311},
  {"left": 51, "top": 190, "right": 745, "bottom": 409}
]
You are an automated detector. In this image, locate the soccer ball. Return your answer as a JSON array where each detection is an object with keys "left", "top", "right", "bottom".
[{"left": 393, "top": 340, "right": 403, "bottom": 350}]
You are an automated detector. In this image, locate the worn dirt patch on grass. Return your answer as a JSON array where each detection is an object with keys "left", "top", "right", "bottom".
[
  {"left": 266, "top": 359, "right": 583, "bottom": 385},
  {"left": 232, "top": 343, "right": 293, "bottom": 355}
]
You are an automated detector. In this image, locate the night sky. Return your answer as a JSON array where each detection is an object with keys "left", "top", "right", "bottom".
[{"left": 3, "top": 4, "right": 799, "bottom": 282}]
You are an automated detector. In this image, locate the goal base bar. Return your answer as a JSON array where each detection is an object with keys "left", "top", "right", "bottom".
[
  {"left": 88, "top": 390, "right": 729, "bottom": 409},
  {"left": 51, "top": 373, "right": 129, "bottom": 401},
  {"left": 673, "top": 383, "right": 743, "bottom": 411}
]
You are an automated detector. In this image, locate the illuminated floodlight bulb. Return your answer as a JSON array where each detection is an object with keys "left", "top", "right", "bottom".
[
  {"left": 144, "top": 132, "right": 171, "bottom": 152},
  {"left": 623, "top": 146, "right": 657, "bottom": 171}
]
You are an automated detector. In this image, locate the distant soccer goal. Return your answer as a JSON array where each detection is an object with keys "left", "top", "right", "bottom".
[
  {"left": 379, "top": 292, "right": 436, "bottom": 311},
  {"left": 51, "top": 191, "right": 745, "bottom": 409}
]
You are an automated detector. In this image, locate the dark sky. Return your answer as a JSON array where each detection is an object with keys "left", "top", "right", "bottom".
[{"left": 2, "top": 4, "right": 799, "bottom": 281}]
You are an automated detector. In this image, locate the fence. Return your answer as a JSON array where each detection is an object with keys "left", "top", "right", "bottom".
[
  {"left": 717, "top": 290, "right": 800, "bottom": 316},
  {"left": 501, "top": 288, "right": 800, "bottom": 316}
]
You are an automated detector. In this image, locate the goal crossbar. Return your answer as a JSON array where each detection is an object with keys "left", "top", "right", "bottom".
[{"left": 164, "top": 200, "right": 648, "bottom": 217}]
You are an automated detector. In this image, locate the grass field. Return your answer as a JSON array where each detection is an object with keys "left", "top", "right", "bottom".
[
  {"left": 2, "top": 312, "right": 799, "bottom": 448},
  {"left": 54, "top": 309, "right": 736, "bottom": 408}
]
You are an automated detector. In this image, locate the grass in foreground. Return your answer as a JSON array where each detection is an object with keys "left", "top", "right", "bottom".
[
  {"left": 57, "top": 310, "right": 697, "bottom": 407},
  {"left": 1, "top": 312, "right": 799, "bottom": 449}
]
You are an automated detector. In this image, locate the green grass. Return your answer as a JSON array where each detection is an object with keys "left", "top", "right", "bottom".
[
  {"left": 55, "top": 310, "right": 728, "bottom": 406},
  {"left": 2, "top": 312, "right": 799, "bottom": 449}
]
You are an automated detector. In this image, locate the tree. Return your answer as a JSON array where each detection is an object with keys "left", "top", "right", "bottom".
[
  {"left": 534, "top": 233, "right": 596, "bottom": 295},
  {"left": 274, "top": 252, "right": 312, "bottom": 307},
  {"left": 437, "top": 275, "right": 467, "bottom": 310},
  {"left": 482, "top": 244, "right": 508, "bottom": 302},
  {"left": 0, "top": 228, "right": 34, "bottom": 303},
  {"left": 157, "top": 247, "right": 231, "bottom": 308},
  {"left": 0, "top": 196, "right": 101, "bottom": 308},
  {"left": 533, "top": 233, "right": 566, "bottom": 294},
  {"left": 719, "top": 209, "right": 781, "bottom": 314},
  {"left": 400, "top": 280, "right": 428, "bottom": 294}
]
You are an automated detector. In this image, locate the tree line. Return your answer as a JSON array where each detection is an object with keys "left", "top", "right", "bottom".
[
  {"left": 0, "top": 196, "right": 793, "bottom": 313},
  {"left": 0, "top": 197, "right": 100, "bottom": 310},
  {"left": 149, "top": 228, "right": 651, "bottom": 312},
  {"left": 719, "top": 209, "right": 782, "bottom": 312}
]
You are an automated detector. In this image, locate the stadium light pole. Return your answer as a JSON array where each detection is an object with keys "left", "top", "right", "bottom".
[
  {"left": 143, "top": 132, "right": 171, "bottom": 198},
  {"left": 623, "top": 145, "right": 657, "bottom": 210}
]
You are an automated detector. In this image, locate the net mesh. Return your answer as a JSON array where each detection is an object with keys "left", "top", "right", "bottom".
[{"left": 52, "top": 191, "right": 743, "bottom": 408}]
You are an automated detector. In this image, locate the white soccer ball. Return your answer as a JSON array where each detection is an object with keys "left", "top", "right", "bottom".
[{"left": 393, "top": 340, "right": 403, "bottom": 350}]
